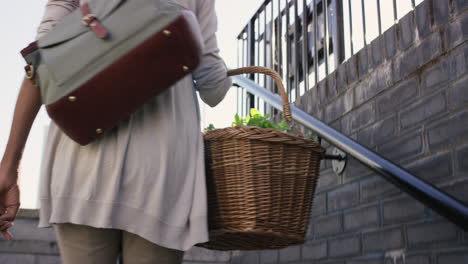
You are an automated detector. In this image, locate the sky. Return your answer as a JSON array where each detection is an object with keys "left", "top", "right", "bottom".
[{"left": 0, "top": 0, "right": 421, "bottom": 209}]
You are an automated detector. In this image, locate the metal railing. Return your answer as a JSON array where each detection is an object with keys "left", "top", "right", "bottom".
[
  {"left": 236, "top": 0, "right": 423, "bottom": 115},
  {"left": 232, "top": 75, "right": 468, "bottom": 232}
]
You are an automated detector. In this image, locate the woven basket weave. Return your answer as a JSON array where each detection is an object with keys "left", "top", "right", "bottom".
[{"left": 197, "top": 67, "right": 324, "bottom": 250}]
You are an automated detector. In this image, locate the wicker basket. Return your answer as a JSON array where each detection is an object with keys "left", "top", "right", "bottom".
[{"left": 197, "top": 67, "right": 325, "bottom": 250}]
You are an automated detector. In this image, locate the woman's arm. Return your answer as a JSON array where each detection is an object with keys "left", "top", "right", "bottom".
[
  {"left": 0, "top": 78, "right": 41, "bottom": 239},
  {"left": 192, "top": 0, "right": 232, "bottom": 107},
  {"left": 0, "top": 0, "right": 80, "bottom": 240}
]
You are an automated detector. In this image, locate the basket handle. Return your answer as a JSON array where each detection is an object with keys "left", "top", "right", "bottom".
[{"left": 227, "top": 66, "right": 292, "bottom": 122}]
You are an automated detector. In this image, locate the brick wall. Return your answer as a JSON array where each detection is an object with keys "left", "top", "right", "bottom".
[{"left": 2, "top": 0, "right": 467, "bottom": 263}]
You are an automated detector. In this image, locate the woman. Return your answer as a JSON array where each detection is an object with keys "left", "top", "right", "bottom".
[{"left": 0, "top": 0, "right": 231, "bottom": 263}]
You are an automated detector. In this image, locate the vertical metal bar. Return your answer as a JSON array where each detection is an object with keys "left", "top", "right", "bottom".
[
  {"left": 324, "top": 0, "right": 330, "bottom": 75},
  {"left": 348, "top": 0, "right": 354, "bottom": 55},
  {"left": 264, "top": 6, "right": 268, "bottom": 88},
  {"left": 264, "top": 7, "right": 268, "bottom": 113},
  {"left": 302, "top": 0, "right": 309, "bottom": 91},
  {"left": 334, "top": 0, "right": 346, "bottom": 67},
  {"left": 393, "top": 0, "right": 398, "bottom": 22},
  {"left": 278, "top": 0, "right": 283, "bottom": 79},
  {"left": 257, "top": 14, "right": 261, "bottom": 109},
  {"left": 242, "top": 32, "right": 247, "bottom": 116},
  {"left": 270, "top": 1, "right": 274, "bottom": 93},
  {"left": 361, "top": 0, "right": 367, "bottom": 46},
  {"left": 411, "top": 0, "right": 416, "bottom": 9},
  {"left": 270, "top": 2, "right": 275, "bottom": 115},
  {"left": 294, "top": 0, "right": 300, "bottom": 100},
  {"left": 376, "top": 0, "right": 382, "bottom": 35},
  {"left": 313, "top": 0, "right": 318, "bottom": 85},
  {"left": 286, "top": 0, "right": 291, "bottom": 101},
  {"left": 237, "top": 38, "right": 240, "bottom": 114},
  {"left": 248, "top": 20, "right": 256, "bottom": 110}
]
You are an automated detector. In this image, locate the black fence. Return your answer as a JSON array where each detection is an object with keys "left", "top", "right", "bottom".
[{"left": 236, "top": 0, "right": 423, "bottom": 116}]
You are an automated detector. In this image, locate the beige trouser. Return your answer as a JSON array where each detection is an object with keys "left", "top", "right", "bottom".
[{"left": 54, "top": 223, "right": 184, "bottom": 264}]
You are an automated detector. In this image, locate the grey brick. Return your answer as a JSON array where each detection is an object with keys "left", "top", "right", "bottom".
[
  {"left": 377, "top": 77, "right": 419, "bottom": 116},
  {"left": 324, "top": 89, "right": 354, "bottom": 123},
  {"left": 400, "top": 91, "right": 448, "bottom": 130},
  {"left": 0, "top": 240, "right": 59, "bottom": 255},
  {"left": 344, "top": 205, "right": 380, "bottom": 231},
  {"left": 357, "top": 115, "right": 396, "bottom": 148},
  {"left": 393, "top": 47, "right": 419, "bottom": 81},
  {"left": 317, "top": 168, "right": 342, "bottom": 192},
  {"left": 451, "top": 75, "right": 468, "bottom": 110},
  {"left": 327, "top": 72, "right": 338, "bottom": 100},
  {"left": 311, "top": 192, "right": 327, "bottom": 217},
  {"left": 358, "top": 46, "right": 370, "bottom": 78},
  {"left": 278, "top": 245, "right": 301, "bottom": 263},
  {"left": 363, "top": 228, "right": 404, "bottom": 252},
  {"left": 17, "top": 209, "right": 39, "bottom": 219},
  {"left": 302, "top": 241, "right": 327, "bottom": 260},
  {"left": 376, "top": 62, "right": 394, "bottom": 92},
  {"left": 360, "top": 175, "right": 399, "bottom": 201},
  {"left": 438, "top": 251, "right": 468, "bottom": 264},
  {"left": 329, "top": 235, "right": 361, "bottom": 258},
  {"left": 343, "top": 157, "right": 372, "bottom": 183},
  {"left": 185, "top": 247, "right": 231, "bottom": 262},
  {"left": 349, "top": 257, "right": 384, "bottom": 264},
  {"left": 318, "top": 79, "right": 328, "bottom": 105},
  {"left": 342, "top": 103, "right": 376, "bottom": 134},
  {"left": 7, "top": 219, "right": 56, "bottom": 241},
  {"left": 354, "top": 64, "right": 391, "bottom": 106},
  {"left": 337, "top": 63, "right": 348, "bottom": 93},
  {"left": 36, "top": 255, "right": 61, "bottom": 264},
  {"left": 445, "top": 13, "right": 468, "bottom": 50},
  {"left": 407, "top": 221, "right": 458, "bottom": 247},
  {"left": 454, "top": 0, "right": 468, "bottom": 14},
  {"left": 379, "top": 129, "right": 423, "bottom": 162},
  {"left": 312, "top": 213, "right": 343, "bottom": 237},
  {"left": 407, "top": 151, "right": 453, "bottom": 182},
  {"left": 399, "top": 12, "right": 416, "bottom": 51},
  {"left": 0, "top": 254, "right": 35, "bottom": 264},
  {"left": 231, "top": 251, "right": 259, "bottom": 264},
  {"left": 415, "top": 0, "right": 432, "bottom": 38},
  {"left": 443, "top": 179, "right": 468, "bottom": 203},
  {"left": 448, "top": 45, "right": 468, "bottom": 81},
  {"left": 328, "top": 183, "right": 360, "bottom": 212},
  {"left": 384, "top": 25, "right": 398, "bottom": 60},
  {"left": 417, "top": 33, "right": 442, "bottom": 67},
  {"left": 456, "top": 144, "right": 468, "bottom": 174},
  {"left": 383, "top": 196, "right": 425, "bottom": 224},
  {"left": 405, "top": 255, "right": 430, "bottom": 264},
  {"left": 304, "top": 87, "right": 320, "bottom": 115},
  {"left": 370, "top": 36, "right": 384, "bottom": 68},
  {"left": 422, "top": 59, "right": 449, "bottom": 94},
  {"left": 347, "top": 56, "right": 359, "bottom": 86},
  {"left": 432, "top": 0, "right": 450, "bottom": 26},
  {"left": 427, "top": 110, "right": 468, "bottom": 151},
  {"left": 259, "top": 250, "right": 278, "bottom": 264}
]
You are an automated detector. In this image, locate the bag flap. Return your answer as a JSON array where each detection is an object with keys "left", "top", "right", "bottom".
[{"left": 38, "top": 0, "right": 124, "bottom": 48}]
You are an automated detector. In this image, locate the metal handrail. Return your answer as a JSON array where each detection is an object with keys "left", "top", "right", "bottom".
[{"left": 232, "top": 75, "right": 468, "bottom": 232}]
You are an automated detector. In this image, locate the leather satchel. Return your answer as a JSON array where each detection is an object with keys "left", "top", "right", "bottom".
[{"left": 21, "top": 0, "right": 203, "bottom": 145}]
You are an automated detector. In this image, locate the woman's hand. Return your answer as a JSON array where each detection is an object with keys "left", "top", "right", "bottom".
[{"left": 0, "top": 166, "right": 20, "bottom": 240}]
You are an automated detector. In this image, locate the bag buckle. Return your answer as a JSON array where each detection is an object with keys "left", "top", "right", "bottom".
[{"left": 82, "top": 14, "right": 97, "bottom": 27}]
